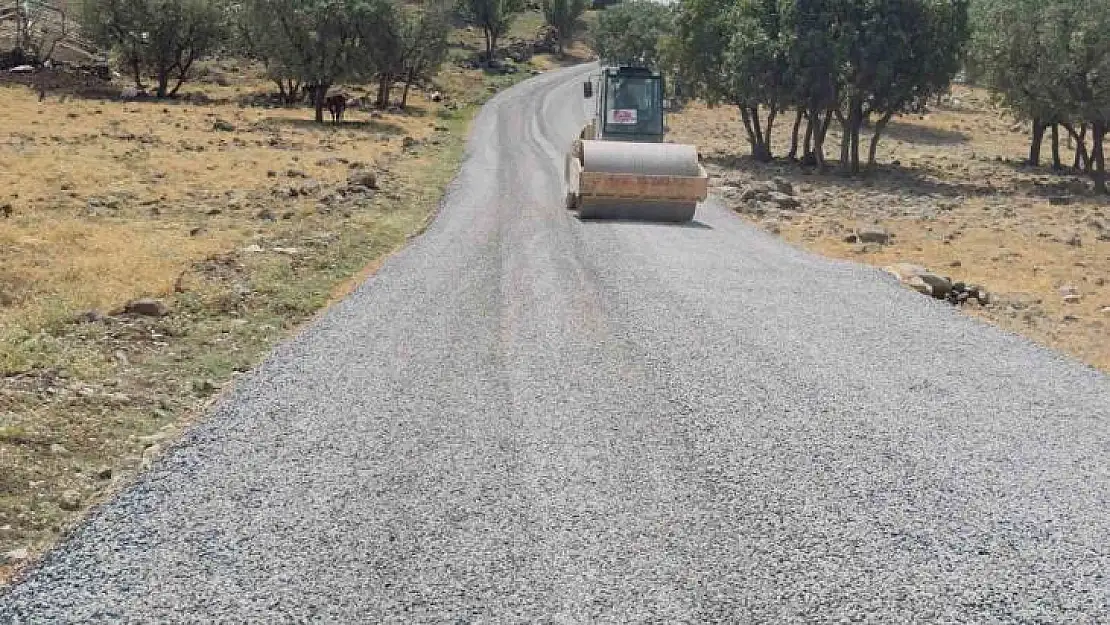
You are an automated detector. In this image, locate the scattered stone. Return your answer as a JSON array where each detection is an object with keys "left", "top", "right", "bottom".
[
  {"left": 1066, "top": 233, "right": 1082, "bottom": 247},
  {"left": 8, "top": 65, "right": 33, "bottom": 74},
  {"left": 918, "top": 272, "right": 953, "bottom": 298},
  {"left": 2, "top": 548, "right": 30, "bottom": 565},
  {"left": 2, "top": 203, "right": 13, "bottom": 217},
  {"left": 241, "top": 244, "right": 264, "bottom": 253},
  {"left": 58, "top": 490, "right": 82, "bottom": 511},
  {"left": 95, "top": 466, "right": 113, "bottom": 480},
  {"left": 256, "top": 208, "right": 276, "bottom": 221},
  {"left": 766, "top": 191, "right": 801, "bottom": 210},
  {"left": 124, "top": 298, "right": 169, "bottom": 317},
  {"left": 286, "top": 169, "right": 308, "bottom": 178},
  {"left": 49, "top": 443, "right": 69, "bottom": 456},
  {"left": 950, "top": 260, "right": 962, "bottom": 267},
  {"left": 1100, "top": 306, "right": 1110, "bottom": 316},
  {"left": 193, "top": 379, "right": 217, "bottom": 394},
  {"left": 212, "top": 119, "right": 236, "bottom": 132},
  {"left": 402, "top": 136, "right": 419, "bottom": 149},
  {"left": 771, "top": 177, "right": 794, "bottom": 195},
  {"left": 843, "top": 233, "right": 859, "bottom": 244},
  {"left": 75, "top": 310, "right": 104, "bottom": 323},
  {"left": 1060, "top": 285, "right": 1080, "bottom": 304},
  {"left": 884, "top": 263, "right": 963, "bottom": 301},
  {"left": 857, "top": 227, "right": 891, "bottom": 245},
  {"left": 430, "top": 91, "right": 443, "bottom": 102},
  {"left": 141, "top": 444, "right": 162, "bottom": 469},
  {"left": 1048, "top": 195, "right": 1073, "bottom": 206}
]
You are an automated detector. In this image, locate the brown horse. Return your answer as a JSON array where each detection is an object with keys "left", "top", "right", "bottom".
[{"left": 325, "top": 93, "right": 348, "bottom": 123}]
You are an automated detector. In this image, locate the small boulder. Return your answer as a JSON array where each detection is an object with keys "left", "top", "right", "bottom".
[
  {"left": 1066, "top": 233, "right": 1082, "bottom": 247},
  {"left": 857, "top": 227, "right": 891, "bottom": 245},
  {"left": 766, "top": 191, "right": 801, "bottom": 210},
  {"left": 125, "top": 298, "right": 168, "bottom": 317},
  {"left": 771, "top": 177, "right": 794, "bottom": 196},
  {"left": 918, "top": 273, "right": 952, "bottom": 298},
  {"left": 2, "top": 548, "right": 29, "bottom": 565},
  {"left": 95, "top": 466, "right": 113, "bottom": 480},
  {"left": 212, "top": 119, "right": 236, "bottom": 132},
  {"left": 58, "top": 490, "right": 82, "bottom": 511},
  {"left": 347, "top": 169, "right": 379, "bottom": 190}
]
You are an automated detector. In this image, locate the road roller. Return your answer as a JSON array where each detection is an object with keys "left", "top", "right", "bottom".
[{"left": 565, "top": 65, "right": 709, "bottom": 222}]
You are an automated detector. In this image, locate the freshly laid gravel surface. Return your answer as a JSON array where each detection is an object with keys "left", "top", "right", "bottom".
[{"left": 2, "top": 64, "right": 1109, "bottom": 623}]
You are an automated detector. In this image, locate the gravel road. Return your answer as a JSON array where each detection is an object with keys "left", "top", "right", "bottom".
[{"left": 3, "top": 64, "right": 1110, "bottom": 623}]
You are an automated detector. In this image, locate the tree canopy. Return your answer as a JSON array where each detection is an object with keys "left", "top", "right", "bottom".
[{"left": 80, "top": 0, "right": 229, "bottom": 97}]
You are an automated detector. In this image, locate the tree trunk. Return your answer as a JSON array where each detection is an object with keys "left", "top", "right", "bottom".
[
  {"left": 1029, "top": 119, "right": 1045, "bottom": 166},
  {"left": 801, "top": 111, "right": 814, "bottom": 164},
  {"left": 170, "top": 53, "right": 197, "bottom": 97},
  {"left": 1065, "top": 123, "right": 1089, "bottom": 171},
  {"left": 739, "top": 106, "right": 771, "bottom": 161},
  {"left": 789, "top": 109, "right": 805, "bottom": 162},
  {"left": 868, "top": 111, "right": 894, "bottom": 167},
  {"left": 837, "top": 109, "right": 851, "bottom": 172},
  {"left": 376, "top": 74, "right": 392, "bottom": 108},
  {"left": 313, "top": 83, "right": 329, "bottom": 123},
  {"left": 130, "top": 55, "right": 144, "bottom": 91},
  {"left": 1051, "top": 124, "right": 1061, "bottom": 169},
  {"left": 401, "top": 69, "right": 415, "bottom": 108},
  {"left": 762, "top": 107, "right": 777, "bottom": 157},
  {"left": 816, "top": 108, "right": 833, "bottom": 169},
  {"left": 156, "top": 67, "right": 170, "bottom": 98},
  {"left": 1092, "top": 122, "right": 1107, "bottom": 194}
]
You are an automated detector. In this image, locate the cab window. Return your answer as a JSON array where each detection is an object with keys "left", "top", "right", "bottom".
[{"left": 604, "top": 76, "right": 663, "bottom": 135}]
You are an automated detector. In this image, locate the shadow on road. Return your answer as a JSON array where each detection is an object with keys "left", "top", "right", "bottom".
[{"left": 575, "top": 216, "right": 714, "bottom": 230}]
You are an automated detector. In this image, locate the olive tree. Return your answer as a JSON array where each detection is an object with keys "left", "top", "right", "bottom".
[
  {"left": 459, "top": 0, "right": 525, "bottom": 60},
  {"left": 241, "top": 0, "right": 387, "bottom": 121},
  {"left": 592, "top": 0, "right": 673, "bottom": 66},
  {"left": 542, "top": 0, "right": 587, "bottom": 55},
  {"left": 80, "top": 0, "right": 228, "bottom": 97}
]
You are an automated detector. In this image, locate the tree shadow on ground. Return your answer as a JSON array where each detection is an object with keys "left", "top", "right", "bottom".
[
  {"left": 263, "top": 117, "right": 408, "bottom": 135},
  {"left": 878, "top": 118, "right": 970, "bottom": 146},
  {"left": 703, "top": 152, "right": 1000, "bottom": 200}
]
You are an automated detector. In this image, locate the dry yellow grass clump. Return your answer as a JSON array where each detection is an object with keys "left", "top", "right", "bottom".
[{"left": 668, "top": 85, "right": 1110, "bottom": 372}]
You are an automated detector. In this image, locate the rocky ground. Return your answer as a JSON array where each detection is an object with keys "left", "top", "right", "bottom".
[
  {"left": 668, "top": 85, "right": 1110, "bottom": 373},
  {"left": 0, "top": 11, "right": 595, "bottom": 585}
]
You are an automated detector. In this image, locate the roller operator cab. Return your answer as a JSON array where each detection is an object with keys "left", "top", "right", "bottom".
[
  {"left": 587, "top": 66, "right": 666, "bottom": 142},
  {"left": 565, "top": 66, "right": 708, "bottom": 223}
]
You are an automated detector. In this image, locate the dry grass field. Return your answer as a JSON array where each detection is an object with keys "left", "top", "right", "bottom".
[
  {"left": 0, "top": 10, "right": 595, "bottom": 583},
  {"left": 668, "top": 85, "right": 1110, "bottom": 374}
]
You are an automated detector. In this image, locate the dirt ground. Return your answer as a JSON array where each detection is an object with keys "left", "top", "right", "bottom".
[
  {"left": 667, "top": 85, "right": 1110, "bottom": 374},
  {"left": 0, "top": 11, "right": 594, "bottom": 584}
]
